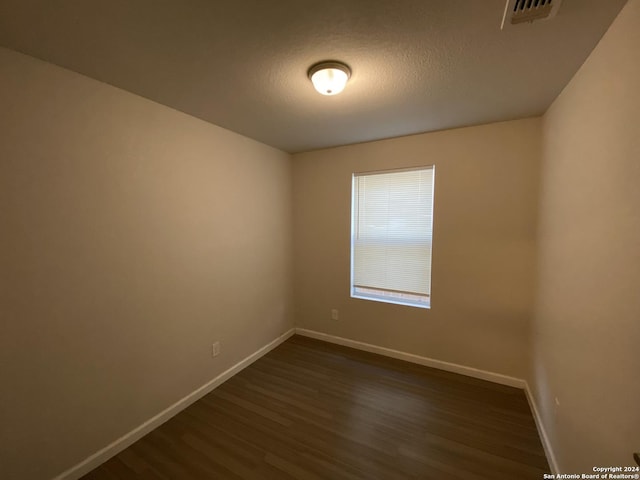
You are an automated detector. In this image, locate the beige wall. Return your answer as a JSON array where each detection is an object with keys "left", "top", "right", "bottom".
[
  {"left": 293, "top": 118, "right": 541, "bottom": 378},
  {"left": 532, "top": 0, "right": 640, "bottom": 472},
  {"left": 0, "top": 47, "right": 293, "bottom": 480}
]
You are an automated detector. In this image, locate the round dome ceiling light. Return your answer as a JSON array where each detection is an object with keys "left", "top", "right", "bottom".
[{"left": 308, "top": 61, "right": 351, "bottom": 96}]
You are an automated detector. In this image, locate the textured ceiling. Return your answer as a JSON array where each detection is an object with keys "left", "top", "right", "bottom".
[{"left": 0, "top": 0, "right": 628, "bottom": 153}]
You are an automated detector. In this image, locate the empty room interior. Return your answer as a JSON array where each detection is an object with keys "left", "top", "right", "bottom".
[{"left": 1, "top": 0, "right": 639, "bottom": 479}]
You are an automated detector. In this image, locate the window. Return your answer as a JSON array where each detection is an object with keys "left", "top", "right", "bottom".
[{"left": 350, "top": 166, "right": 435, "bottom": 309}]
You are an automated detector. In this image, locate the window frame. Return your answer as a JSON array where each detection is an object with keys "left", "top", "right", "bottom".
[{"left": 349, "top": 165, "right": 435, "bottom": 309}]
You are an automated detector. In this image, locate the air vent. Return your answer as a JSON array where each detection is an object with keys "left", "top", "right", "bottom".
[{"left": 501, "top": 0, "right": 562, "bottom": 30}]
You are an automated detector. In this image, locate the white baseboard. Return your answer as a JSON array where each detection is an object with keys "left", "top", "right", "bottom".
[
  {"left": 52, "top": 328, "right": 296, "bottom": 480},
  {"left": 524, "top": 382, "right": 559, "bottom": 475},
  {"left": 295, "top": 328, "right": 526, "bottom": 388}
]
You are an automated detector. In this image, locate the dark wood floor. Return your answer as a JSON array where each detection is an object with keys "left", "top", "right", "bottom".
[{"left": 82, "top": 335, "right": 549, "bottom": 479}]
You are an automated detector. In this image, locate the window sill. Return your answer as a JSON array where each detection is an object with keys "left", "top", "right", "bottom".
[{"left": 351, "top": 293, "right": 430, "bottom": 309}]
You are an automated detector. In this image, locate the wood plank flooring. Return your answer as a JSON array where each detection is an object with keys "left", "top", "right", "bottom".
[{"left": 82, "top": 335, "right": 549, "bottom": 479}]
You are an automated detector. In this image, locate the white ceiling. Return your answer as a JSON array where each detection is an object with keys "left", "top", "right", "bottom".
[{"left": 0, "top": 0, "right": 628, "bottom": 153}]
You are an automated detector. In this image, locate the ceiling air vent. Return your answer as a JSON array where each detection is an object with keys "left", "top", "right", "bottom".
[{"left": 501, "top": 0, "right": 562, "bottom": 30}]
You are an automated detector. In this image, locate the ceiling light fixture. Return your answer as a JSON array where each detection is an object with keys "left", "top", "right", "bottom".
[{"left": 308, "top": 61, "right": 351, "bottom": 96}]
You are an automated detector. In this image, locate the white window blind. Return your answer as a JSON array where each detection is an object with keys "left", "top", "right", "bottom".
[{"left": 351, "top": 166, "right": 435, "bottom": 308}]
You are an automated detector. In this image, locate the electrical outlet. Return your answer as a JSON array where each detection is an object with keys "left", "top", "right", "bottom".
[
  {"left": 212, "top": 341, "right": 220, "bottom": 357},
  {"left": 331, "top": 309, "right": 339, "bottom": 320}
]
